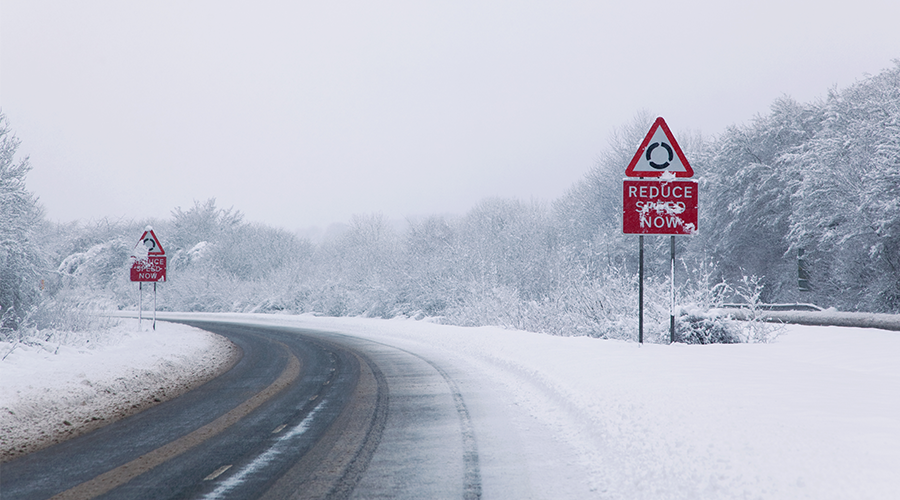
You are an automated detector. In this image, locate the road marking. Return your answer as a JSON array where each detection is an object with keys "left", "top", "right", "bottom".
[
  {"left": 200, "top": 403, "right": 325, "bottom": 499},
  {"left": 50, "top": 346, "right": 302, "bottom": 500},
  {"left": 258, "top": 350, "right": 388, "bottom": 500},
  {"left": 203, "top": 465, "right": 232, "bottom": 481}
]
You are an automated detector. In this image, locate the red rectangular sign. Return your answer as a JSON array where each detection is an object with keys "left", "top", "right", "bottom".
[
  {"left": 130, "top": 256, "right": 167, "bottom": 282},
  {"left": 623, "top": 180, "right": 698, "bottom": 235}
]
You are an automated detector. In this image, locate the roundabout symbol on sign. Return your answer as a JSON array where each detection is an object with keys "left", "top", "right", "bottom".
[
  {"left": 624, "top": 117, "right": 694, "bottom": 177},
  {"left": 143, "top": 235, "right": 158, "bottom": 253},
  {"left": 646, "top": 142, "right": 674, "bottom": 170}
]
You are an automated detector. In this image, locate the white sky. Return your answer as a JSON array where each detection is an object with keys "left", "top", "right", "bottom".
[{"left": 2, "top": 0, "right": 897, "bottom": 231}]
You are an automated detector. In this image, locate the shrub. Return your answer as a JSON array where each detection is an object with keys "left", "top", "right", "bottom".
[{"left": 674, "top": 307, "right": 742, "bottom": 344}]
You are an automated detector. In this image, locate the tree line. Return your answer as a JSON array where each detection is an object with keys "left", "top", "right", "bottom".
[{"left": 2, "top": 62, "right": 897, "bottom": 342}]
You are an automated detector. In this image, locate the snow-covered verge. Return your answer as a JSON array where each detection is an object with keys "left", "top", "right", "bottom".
[
  {"left": 0, "top": 319, "right": 239, "bottom": 463},
  {"left": 3, "top": 312, "right": 899, "bottom": 499}
]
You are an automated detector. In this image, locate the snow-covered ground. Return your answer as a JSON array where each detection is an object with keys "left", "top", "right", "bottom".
[
  {"left": 0, "top": 319, "right": 239, "bottom": 462},
  {"left": 2, "top": 313, "right": 898, "bottom": 499}
]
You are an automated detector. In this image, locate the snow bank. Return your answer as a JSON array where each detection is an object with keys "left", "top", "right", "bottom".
[
  {"left": 3, "top": 312, "right": 899, "bottom": 499},
  {"left": 0, "top": 319, "right": 239, "bottom": 462},
  {"left": 209, "top": 313, "right": 900, "bottom": 499}
]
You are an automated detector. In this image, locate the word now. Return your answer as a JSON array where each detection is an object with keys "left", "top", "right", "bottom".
[
  {"left": 623, "top": 180, "right": 698, "bottom": 235},
  {"left": 640, "top": 214, "right": 691, "bottom": 230}
]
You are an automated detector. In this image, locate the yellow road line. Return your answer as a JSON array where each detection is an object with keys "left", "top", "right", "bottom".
[{"left": 51, "top": 345, "right": 301, "bottom": 500}]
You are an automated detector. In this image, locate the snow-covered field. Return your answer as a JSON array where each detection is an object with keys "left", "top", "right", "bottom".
[{"left": 2, "top": 313, "right": 898, "bottom": 499}]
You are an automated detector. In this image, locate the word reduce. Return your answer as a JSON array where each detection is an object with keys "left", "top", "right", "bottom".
[{"left": 623, "top": 179, "right": 698, "bottom": 235}]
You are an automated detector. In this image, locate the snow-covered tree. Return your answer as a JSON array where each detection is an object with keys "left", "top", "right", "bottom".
[
  {"left": 169, "top": 198, "right": 243, "bottom": 252},
  {"left": 213, "top": 223, "right": 312, "bottom": 282},
  {"left": 694, "top": 62, "right": 900, "bottom": 311},
  {"left": 402, "top": 214, "right": 466, "bottom": 315},
  {"left": 309, "top": 212, "right": 401, "bottom": 317},
  {"left": 554, "top": 111, "right": 653, "bottom": 259},
  {"left": 459, "top": 197, "right": 557, "bottom": 301},
  {"left": 695, "top": 97, "right": 822, "bottom": 302},
  {"left": 786, "top": 62, "right": 900, "bottom": 311},
  {"left": 0, "top": 113, "right": 47, "bottom": 331}
]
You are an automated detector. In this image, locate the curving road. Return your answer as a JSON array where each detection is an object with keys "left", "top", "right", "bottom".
[{"left": 2, "top": 320, "right": 482, "bottom": 500}]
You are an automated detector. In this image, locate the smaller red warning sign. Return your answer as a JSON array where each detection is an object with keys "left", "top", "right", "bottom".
[
  {"left": 623, "top": 179, "right": 698, "bottom": 235},
  {"left": 130, "top": 256, "right": 167, "bottom": 282},
  {"left": 625, "top": 117, "right": 694, "bottom": 178},
  {"left": 130, "top": 227, "right": 167, "bottom": 281}
]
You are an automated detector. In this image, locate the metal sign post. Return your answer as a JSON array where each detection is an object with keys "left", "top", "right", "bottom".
[
  {"left": 670, "top": 236, "right": 676, "bottom": 343},
  {"left": 639, "top": 236, "right": 644, "bottom": 344}
]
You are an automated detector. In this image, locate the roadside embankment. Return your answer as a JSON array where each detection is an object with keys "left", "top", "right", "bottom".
[{"left": 0, "top": 320, "right": 240, "bottom": 462}]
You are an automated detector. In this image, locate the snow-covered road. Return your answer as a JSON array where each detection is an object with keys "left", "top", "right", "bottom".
[{"left": 2, "top": 313, "right": 899, "bottom": 499}]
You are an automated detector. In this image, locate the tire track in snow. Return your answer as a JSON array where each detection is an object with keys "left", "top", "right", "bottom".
[{"left": 352, "top": 337, "right": 483, "bottom": 500}]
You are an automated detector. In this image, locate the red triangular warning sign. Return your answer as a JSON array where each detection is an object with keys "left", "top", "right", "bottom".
[
  {"left": 134, "top": 228, "right": 166, "bottom": 256},
  {"left": 624, "top": 117, "right": 694, "bottom": 178}
]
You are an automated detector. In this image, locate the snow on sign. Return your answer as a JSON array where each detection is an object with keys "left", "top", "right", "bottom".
[
  {"left": 130, "top": 227, "right": 167, "bottom": 282},
  {"left": 624, "top": 117, "right": 694, "bottom": 178},
  {"left": 623, "top": 179, "right": 698, "bottom": 235}
]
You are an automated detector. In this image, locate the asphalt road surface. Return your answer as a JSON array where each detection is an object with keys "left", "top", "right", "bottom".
[{"left": 2, "top": 320, "right": 482, "bottom": 499}]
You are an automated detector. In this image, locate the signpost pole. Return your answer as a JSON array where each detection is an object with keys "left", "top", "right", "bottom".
[
  {"left": 670, "top": 235, "right": 675, "bottom": 343},
  {"left": 153, "top": 282, "right": 157, "bottom": 331},
  {"left": 639, "top": 235, "right": 644, "bottom": 344},
  {"left": 139, "top": 282, "right": 143, "bottom": 330}
]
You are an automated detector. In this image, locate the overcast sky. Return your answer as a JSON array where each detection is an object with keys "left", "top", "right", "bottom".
[{"left": 2, "top": 1, "right": 897, "bottom": 232}]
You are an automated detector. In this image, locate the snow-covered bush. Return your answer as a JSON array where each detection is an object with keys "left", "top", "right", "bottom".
[
  {"left": 674, "top": 306, "right": 742, "bottom": 344},
  {"left": 1, "top": 288, "right": 120, "bottom": 359},
  {"left": 26, "top": 290, "right": 118, "bottom": 333},
  {"left": 56, "top": 238, "right": 132, "bottom": 290},
  {"left": 729, "top": 274, "right": 782, "bottom": 343}
]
